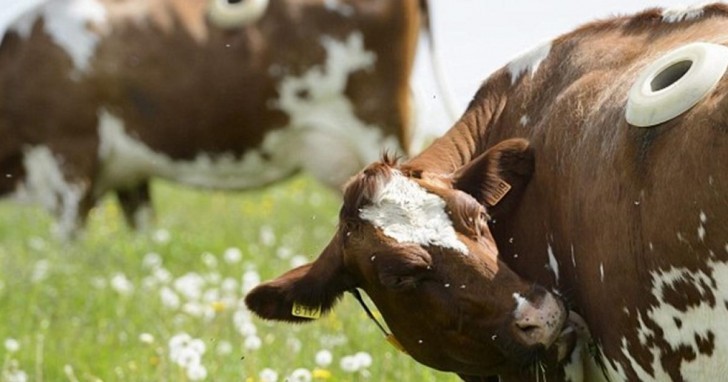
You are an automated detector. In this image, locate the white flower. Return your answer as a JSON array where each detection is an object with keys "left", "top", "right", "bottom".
[
  {"left": 288, "top": 368, "right": 312, "bottom": 382},
  {"left": 340, "top": 355, "right": 360, "bottom": 373},
  {"left": 4, "top": 369, "right": 28, "bottom": 382},
  {"left": 241, "top": 270, "right": 260, "bottom": 293},
  {"left": 31, "top": 260, "right": 50, "bottom": 283},
  {"left": 223, "top": 247, "right": 242, "bottom": 264},
  {"left": 221, "top": 278, "right": 239, "bottom": 294},
  {"left": 4, "top": 338, "right": 20, "bottom": 353},
  {"left": 110, "top": 273, "right": 134, "bottom": 296},
  {"left": 216, "top": 341, "right": 233, "bottom": 355},
  {"left": 315, "top": 349, "right": 333, "bottom": 367},
  {"left": 153, "top": 268, "right": 172, "bottom": 284},
  {"left": 287, "top": 338, "right": 302, "bottom": 353},
  {"left": 354, "top": 352, "right": 372, "bottom": 368},
  {"left": 201, "top": 252, "right": 218, "bottom": 268},
  {"left": 142, "top": 252, "right": 163, "bottom": 269},
  {"left": 139, "top": 333, "right": 155, "bottom": 344},
  {"left": 244, "top": 335, "right": 262, "bottom": 351},
  {"left": 160, "top": 287, "right": 181, "bottom": 310},
  {"left": 289, "top": 255, "right": 308, "bottom": 268},
  {"left": 276, "top": 246, "right": 292, "bottom": 259},
  {"left": 259, "top": 368, "right": 278, "bottom": 382},
  {"left": 153, "top": 229, "right": 171, "bottom": 244},
  {"left": 186, "top": 363, "right": 207, "bottom": 381},
  {"left": 174, "top": 273, "right": 206, "bottom": 300},
  {"left": 169, "top": 333, "right": 206, "bottom": 372},
  {"left": 259, "top": 226, "right": 276, "bottom": 246}
]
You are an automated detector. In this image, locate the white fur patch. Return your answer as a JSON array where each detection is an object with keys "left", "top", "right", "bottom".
[
  {"left": 662, "top": 3, "right": 708, "bottom": 23},
  {"left": 323, "top": 0, "right": 355, "bottom": 17},
  {"left": 96, "top": 110, "right": 298, "bottom": 191},
  {"left": 507, "top": 41, "right": 552, "bottom": 85},
  {"left": 14, "top": 146, "right": 85, "bottom": 237},
  {"left": 548, "top": 244, "right": 560, "bottom": 284},
  {"left": 9, "top": 0, "right": 108, "bottom": 72},
  {"left": 359, "top": 171, "right": 468, "bottom": 254},
  {"left": 614, "top": 261, "right": 728, "bottom": 380},
  {"left": 275, "top": 32, "right": 400, "bottom": 188}
]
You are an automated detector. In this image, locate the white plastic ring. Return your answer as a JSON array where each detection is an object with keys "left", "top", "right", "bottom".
[
  {"left": 207, "top": 0, "right": 269, "bottom": 29},
  {"left": 625, "top": 42, "right": 728, "bottom": 127}
]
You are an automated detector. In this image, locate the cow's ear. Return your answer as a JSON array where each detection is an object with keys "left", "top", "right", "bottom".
[
  {"left": 453, "top": 138, "right": 534, "bottom": 218},
  {"left": 245, "top": 236, "right": 354, "bottom": 323}
]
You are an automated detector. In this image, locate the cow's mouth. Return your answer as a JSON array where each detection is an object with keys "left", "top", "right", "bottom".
[{"left": 551, "top": 311, "right": 590, "bottom": 364}]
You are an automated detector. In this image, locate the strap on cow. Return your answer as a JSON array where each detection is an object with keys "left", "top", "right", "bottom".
[{"left": 348, "top": 289, "right": 407, "bottom": 354}]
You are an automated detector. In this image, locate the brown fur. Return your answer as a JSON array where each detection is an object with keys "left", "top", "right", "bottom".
[{"left": 408, "top": 3, "right": 728, "bottom": 381}]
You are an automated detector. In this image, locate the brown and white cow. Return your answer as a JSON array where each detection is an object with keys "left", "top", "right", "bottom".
[
  {"left": 0, "top": 0, "right": 422, "bottom": 236},
  {"left": 399, "top": 3, "right": 728, "bottom": 381},
  {"left": 246, "top": 138, "right": 584, "bottom": 381},
  {"left": 249, "top": 3, "right": 728, "bottom": 381}
]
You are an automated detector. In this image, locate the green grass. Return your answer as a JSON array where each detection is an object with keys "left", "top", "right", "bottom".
[{"left": 0, "top": 176, "right": 459, "bottom": 382}]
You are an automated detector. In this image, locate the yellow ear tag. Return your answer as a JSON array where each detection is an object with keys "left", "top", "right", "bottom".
[
  {"left": 291, "top": 302, "right": 322, "bottom": 319},
  {"left": 485, "top": 178, "right": 512, "bottom": 206},
  {"left": 386, "top": 334, "right": 408, "bottom": 354}
]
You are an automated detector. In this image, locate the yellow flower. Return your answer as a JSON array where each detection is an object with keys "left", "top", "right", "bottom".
[
  {"left": 211, "top": 301, "right": 226, "bottom": 313},
  {"left": 313, "top": 368, "right": 332, "bottom": 380}
]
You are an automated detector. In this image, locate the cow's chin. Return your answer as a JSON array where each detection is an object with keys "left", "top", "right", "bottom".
[
  {"left": 538, "top": 311, "right": 590, "bottom": 367},
  {"left": 492, "top": 309, "right": 582, "bottom": 373}
]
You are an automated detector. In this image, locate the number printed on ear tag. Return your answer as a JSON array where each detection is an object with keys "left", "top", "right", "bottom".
[
  {"left": 291, "top": 302, "right": 322, "bottom": 319},
  {"left": 485, "top": 178, "right": 512, "bottom": 206}
]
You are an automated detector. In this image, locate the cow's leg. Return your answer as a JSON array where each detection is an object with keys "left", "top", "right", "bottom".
[
  {"left": 115, "top": 181, "right": 153, "bottom": 230},
  {"left": 18, "top": 145, "right": 98, "bottom": 239}
]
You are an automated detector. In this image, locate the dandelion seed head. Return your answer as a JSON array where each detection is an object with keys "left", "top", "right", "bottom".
[
  {"left": 340, "top": 355, "right": 360, "bottom": 373},
  {"left": 244, "top": 335, "right": 262, "bottom": 351},
  {"left": 224, "top": 247, "right": 243, "bottom": 263},
  {"left": 259, "top": 368, "right": 278, "bottom": 382},
  {"left": 216, "top": 340, "right": 233, "bottom": 355},
  {"left": 4, "top": 338, "right": 20, "bottom": 353},
  {"left": 354, "top": 352, "right": 372, "bottom": 368},
  {"left": 289, "top": 368, "right": 312, "bottom": 382},
  {"left": 139, "top": 333, "right": 155, "bottom": 344},
  {"left": 142, "top": 252, "right": 163, "bottom": 269},
  {"left": 153, "top": 229, "right": 171, "bottom": 244},
  {"left": 315, "top": 349, "right": 333, "bottom": 367}
]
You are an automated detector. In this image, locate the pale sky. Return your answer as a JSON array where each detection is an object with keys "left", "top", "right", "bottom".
[{"left": 414, "top": 0, "right": 708, "bottom": 137}]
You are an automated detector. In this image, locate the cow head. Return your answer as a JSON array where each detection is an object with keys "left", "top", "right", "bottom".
[{"left": 245, "top": 138, "right": 577, "bottom": 377}]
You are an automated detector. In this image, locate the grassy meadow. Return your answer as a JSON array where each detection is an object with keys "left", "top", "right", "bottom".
[{"left": 0, "top": 175, "right": 460, "bottom": 381}]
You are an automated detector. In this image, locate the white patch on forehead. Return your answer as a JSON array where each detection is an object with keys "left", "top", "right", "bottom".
[
  {"left": 507, "top": 41, "right": 552, "bottom": 85},
  {"left": 14, "top": 146, "right": 85, "bottom": 238},
  {"left": 275, "top": 32, "right": 401, "bottom": 188},
  {"left": 547, "top": 244, "right": 560, "bottom": 284},
  {"left": 97, "top": 109, "right": 299, "bottom": 192},
  {"left": 323, "top": 0, "right": 355, "bottom": 17},
  {"left": 600, "top": 263, "right": 605, "bottom": 282},
  {"left": 661, "top": 3, "right": 707, "bottom": 23},
  {"left": 616, "top": 260, "right": 728, "bottom": 380},
  {"left": 9, "top": 0, "right": 108, "bottom": 72},
  {"left": 359, "top": 171, "right": 468, "bottom": 254}
]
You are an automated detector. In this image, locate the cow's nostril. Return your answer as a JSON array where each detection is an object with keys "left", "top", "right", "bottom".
[{"left": 514, "top": 320, "right": 542, "bottom": 337}]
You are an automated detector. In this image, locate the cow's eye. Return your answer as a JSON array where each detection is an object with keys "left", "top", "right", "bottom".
[{"left": 372, "top": 251, "right": 432, "bottom": 291}]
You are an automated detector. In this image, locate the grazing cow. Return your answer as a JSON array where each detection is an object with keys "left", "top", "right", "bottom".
[
  {"left": 0, "top": 0, "right": 423, "bottom": 236},
  {"left": 246, "top": 138, "right": 585, "bottom": 381},
  {"left": 396, "top": 3, "right": 728, "bottom": 381}
]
